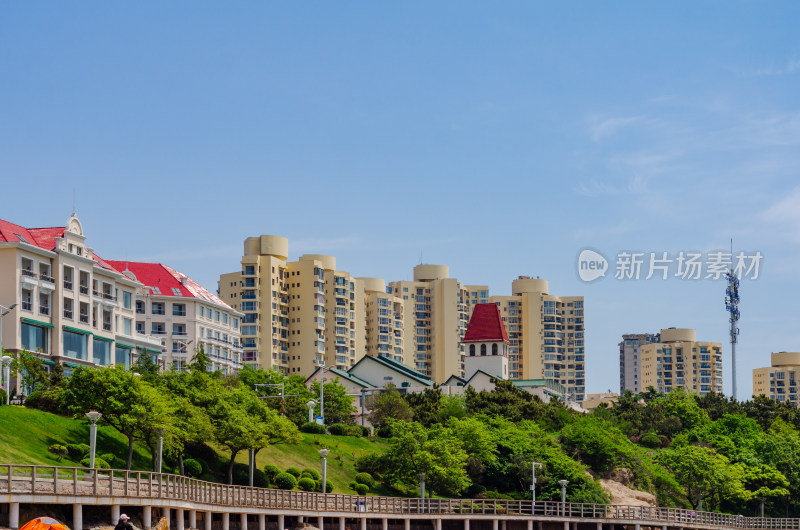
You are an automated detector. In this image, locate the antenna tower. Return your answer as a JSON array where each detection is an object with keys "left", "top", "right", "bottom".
[{"left": 725, "top": 240, "right": 741, "bottom": 400}]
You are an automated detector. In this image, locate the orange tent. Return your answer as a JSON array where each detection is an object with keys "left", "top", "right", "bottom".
[{"left": 19, "top": 517, "right": 70, "bottom": 530}]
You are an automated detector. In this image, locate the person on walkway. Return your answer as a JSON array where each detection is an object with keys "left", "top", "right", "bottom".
[{"left": 115, "top": 514, "right": 134, "bottom": 530}]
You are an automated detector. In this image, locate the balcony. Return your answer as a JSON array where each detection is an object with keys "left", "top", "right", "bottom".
[
  {"left": 103, "top": 323, "right": 112, "bottom": 332},
  {"left": 63, "top": 309, "right": 73, "bottom": 319},
  {"left": 40, "top": 273, "right": 54, "bottom": 283},
  {"left": 172, "top": 331, "right": 188, "bottom": 337},
  {"left": 21, "top": 269, "right": 36, "bottom": 279},
  {"left": 63, "top": 280, "right": 73, "bottom": 291},
  {"left": 79, "top": 314, "right": 89, "bottom": 324},
  {"left": 21, "top": 301, "right": 32, "bottom": 311},
  {"left": 79, "top": 285, "right": 89, "bottom": 295},
  {"left": 39, "top": 306, "right": 50, "bottom": 316}
]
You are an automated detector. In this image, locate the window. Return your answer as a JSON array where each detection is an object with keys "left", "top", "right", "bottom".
[
  {"left": 171, "top": 288, "right": 182, "bottom": 296},
  {"left": 151, "top": 287, "right": 161, "bottom": 294},
  {"left": 172, "top": 303, "right": 186, "bottom": 316},
  {"left": 233, "top": 318, "right": 239, "bottom": 329},
  {"left": 152, "top": 302, "right": 165, "bottom": 315},
  {"left": 480, "top": 344, "right": 487, "bottom": 356},
  {"left": 115, "top": 347, "right": 131, "bottom": 369},
  {"left": 136, "top": 300, "right": 145, "bottom": 314},
  {"left": 152, "top": 323, "right": 165, "bottom": 335},
  {"left": 215, "top": 311, "right": 220, "bottom": 322},
  {"left": 63, "top": 330, "right": 88, "bottom": 360},
  {"left": 207, "top": 308, "right": 213, "bottom": 318},
  {"left": 93, "top": 338, "right": 112, "bottom": 366},
  {"left": 123, "top": 291, "right": 132, "bottom": 309},
  {"left": 492, "top": 343, "right": 498, "bottom": 355},
  {"left": 223, "top": 313, "right": 228, "bottom": 324},
  {"left": 123, "top": 318, "right": 132, "bottom": 336},
  {"left": 21, "top": 323, "right": 48, "bottom": 353}
]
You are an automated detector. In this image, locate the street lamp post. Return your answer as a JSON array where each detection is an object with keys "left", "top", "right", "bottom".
[
  {"left": 319, "top": 448, "right": 329, "bottom": 493},
  {"left": 558, "top": 479, "right": 569, "bottom": 516},
  {"left": 0, "top": 356, "right": 12, "bottom": 406},
  {"left": 155, "top": 429, "right": 165, "bottom": 473},
  {"left": 530, "top": 461, "right": 543, "bottom": 513},
  {"left": 307, "top": 400, "right": 317, "bottom": 423},
  {"left": 418, "top": 473, "right": 426, "bottom": 513},
  {"left": 85, "top": 410, "right": 103, "bottom": 469}
]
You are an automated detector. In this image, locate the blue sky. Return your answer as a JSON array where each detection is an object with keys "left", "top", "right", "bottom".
[{"left": 2, "top": 2, "right": 800, "bottom": 398}]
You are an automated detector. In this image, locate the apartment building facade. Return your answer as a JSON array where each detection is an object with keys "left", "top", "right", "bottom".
[
  {"left": 619, "top": 332, "right": 661, "bottom": 394},
  {"left": 107, "top": 261, "right": 243, "bottom": 374},
  {"left": 639, "top": 328, "right": 723, "bottom": 395},
  {"left": 388, "top": 265, "right": 485, "bottom": 383},
  {"left": 220, "top": 236, "right": 373, "bottom": 375},
  {"left": 0, "top": 215, "right": 163, "bottom": 386},
  {"left": 753, "top": 352, "right": 800, "bottom": 404},
  {"left": 489, "top": 277, "right": 585, "bottom": 402}
]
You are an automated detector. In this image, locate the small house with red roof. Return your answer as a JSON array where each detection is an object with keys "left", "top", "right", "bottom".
[{"left": 462, "top": 303, "right": 509, "bottom": 381}]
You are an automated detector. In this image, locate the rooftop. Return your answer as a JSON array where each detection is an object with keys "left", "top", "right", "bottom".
[{"left": 463, "top": 303, "right": 509, "bottom": 343}]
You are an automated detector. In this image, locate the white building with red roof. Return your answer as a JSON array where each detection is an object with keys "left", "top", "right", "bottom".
[
  {"left": 462, "top": 303, "right": 510, "bottom": 381},
  {"left": 106, "top": 261, "right": 243, "bottom": 373},
  {"left": 0, "top": 214, "right": 163, "bottom": 393}
]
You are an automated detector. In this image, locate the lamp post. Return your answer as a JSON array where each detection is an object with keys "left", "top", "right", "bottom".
[
  {"left": 307, "top": 400, "right": 317, "bottom": 423},
  {"left": 530, "top": 461, "right": 543, "bottom": 513},
  {"left": 759, "top": 497, "right": 765, "bottom": 518},
  {"left": 85, "top": 410, "right": 103, "bottom": 469},
  {"left": 155, "top": 428, "right": 165, "bottom": 473},
  {"left": 418, "top": 473, "right": 426, "bottom": 513},
  {"left": 558, "top": 479, "right": 569, "bottom": 516},
  {"left": 319, "top": 448, "right": 329, "bottom": 493},
  {"left": 0, "top": 356, "right": 12, "bottom": 406}
]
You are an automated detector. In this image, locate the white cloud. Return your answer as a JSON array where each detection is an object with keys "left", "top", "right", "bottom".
[
  {"left": 762, "top": 186, "right": 800, "bottom": 243},
  {"left": 587, "top": 115, "right": 643, "bottom": 141},
  {"left": 752, "top": 58, "right": 800, "bottom": 76}
]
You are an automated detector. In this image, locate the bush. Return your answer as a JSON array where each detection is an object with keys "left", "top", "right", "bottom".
[
  {"left": 354, "top": 453, "right": 382, "bottom": 478},
  {"left": 298, "top": 477, "right": 316, "bottom": 491},
  {"left": 315, "top": 480, "right": 335, "bottom": 493},
  {"left": 346, "top": 425, "right": 363, "bottom": 437},
  {"left": 301, "top": 468, "right": 321, "bottom": 481},
  {"left": 640, "top": 432, "right": 663, "bottom": 449},
  {"left": 194, "top": 457, "right": 209, "bottom": 475},
  {"left": 25, "top": 390, "right": 64, "bottom": 414},
  {"left": 300, "top": 422, "right": 326, "bottom": 434},
  {"left": 285, "top": 466, "right": 302, "bottom": 478},
  {"left": 377, "top": 425, "right": 393, "bottom": 438},
  {"left": 264, "top": 464, "right": 281, "bottom": 482},
  {"left": 233, "top": 465, "right": 249, "bottom": 486},
  {"left": 358, "top": 425, "right": 371, "bottom": 437},
  {"left": 328, "top": 423, "right": 347, "bottom": 436},
  {"left": 48, "top": 444, "right": 68, "bottom": 461},
  {"left": 354, "top": 483, "right": 369, "bottom": 495},
  {"left": 273, "top": 472, "right": 297, "bottom": 490},
  {"left": 80, "top": 457, "right": 110, "bottom": 469},
  {"left": 354, "top": 472, "right": 375, "bottom": 488},
  {"left": 66, "top": 443, "right": 90, "bottom": 461},
  {"left": 0, "top": 388, "right": 6, "bottom": 405},
  {"left": 183, "top": 459, "right": 203, "bottom": 477},
  {"left": 100, "top": 453, "right": 116, "bottom": 465}
]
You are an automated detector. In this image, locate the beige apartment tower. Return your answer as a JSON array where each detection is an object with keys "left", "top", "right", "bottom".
[
  {"left": 639, "top": 328, "right": 723, "bottom": 396},
  {"left": 490, "top": 277, "right": 585, "bottom": 402},
  {"left": 219, "top": 235, "right": 397, "bottom": 375},
  {"left": 753, "top": 352, "right": 800, "bottom": 404}
]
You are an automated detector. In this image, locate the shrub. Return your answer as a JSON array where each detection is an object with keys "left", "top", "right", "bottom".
[
  {"left": 376, "top": 425, "right": 393, "bottom": 438},
  {"left": 328, "top": 424, "right": 347, "bottom": 436},
  {"left": 48, "top": 444, "right": 68, "bottom": 461},
  {"left": 345, "top": 425, "right": 363, "bottom": 437},
  {"left": 264, "top": 464, "right": 281, "bottom": 482},
  {"left": 194, "top": 457, "right": 209, "bottom": 475},
  {"left": 354, "top": 472, "right": 375, "bottom": 488},
  {"left": 25, "top": 390, "right": 64, "bottom": 413},
  {"left": 301, "top": 468, "right": 321, "bottom": 481},
  {"left": 640, "top": 432, "right": 663, "bottom": 449},
  {"left": 354, "top": 453, "right": 382, "bottom": 478},
  {"left": 233, "top": 465, "right": 249, "bottom": 485},
  {"left": 0, "top": 388, "right": 6, "bottom": 405},
  {"left": 354, "top": 483, "right": 369, "bottom": 495},
  {"left": 358, "top": 425, "right": 371, "bottom": 437},
  {"left": 273, "top": 472, "right": 297, "bottom": 490},
  {"left": 285, "top": 466, "right": 302, "bottom": 478},
  {"left": 80, "top": 457, "right": 110, "bottom": 469},
  {"left": 298, "top": 477, "right": 316, "bottom": 491},
  {"left": 66, "top": 443, "right": 90, "bottom": 461},
  {"left": 183, "top": 459, "right": 203, "bottom": 477},
  {"left": 300, "top": 422, "right": 326, "bottom": 434},
  {"left": 315, "top": 480, "right": 335, "bottom": 493},
  {"left": 100, "top": 453, "right": 116, "bottom": 465}
]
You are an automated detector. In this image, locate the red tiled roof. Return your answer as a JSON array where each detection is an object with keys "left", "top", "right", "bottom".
[
  {"left": 106, "top": 260, "right": 231, "bottom": 308},
  {"left": 0, "top": 219, "right": 64, "bottom": 250},
  {"left": 463, "top": 303, "right": 509, "bottom": 343}
]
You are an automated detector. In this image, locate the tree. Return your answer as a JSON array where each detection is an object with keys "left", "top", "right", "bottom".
[
  {"left": 405, "top": 388, "right": 443, "bottom": 427},
  {"left": 10, "top": 350, "right": 48, "bottom": 393},
  {"left": 657, "top": 445, "right": 747, "bottom": 510},
  {"left": 309, "top": 378, "right": 356, "bottom": 425},
  {"left": 367, "top": 385, "right": 413, "bottom": 428},
  {"left": 132, "top": 351, "right": 160, "bottom": 380},
  {"left": 60, "top": 366, "right": 173, "bottom": 469},
  {"left": 379, "top": 420, "right": 470, "bottom": 497},
  {"left": 464, "top": 379, "right": 546, "bottom": 423},
  {"left": 190, "top": 345, "right": 211, "bottom": 373}
]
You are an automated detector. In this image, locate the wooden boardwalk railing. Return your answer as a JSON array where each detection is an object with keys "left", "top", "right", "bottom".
[{"left": 2, "top": 464, "right": 799, "bottom": 529}]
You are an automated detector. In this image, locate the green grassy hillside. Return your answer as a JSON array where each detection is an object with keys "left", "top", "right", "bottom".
[{"left": 0, "top": 406, "right": 389, "bottom": 494}]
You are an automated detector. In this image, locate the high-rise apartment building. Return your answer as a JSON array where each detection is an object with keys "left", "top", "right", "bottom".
[
  {"left": 361, "top": 278, "right": 405, "bottom": 364},
  {"left": 388, "top": 265, "right": 481, "bottom": 383},
  {"left": 0, "top": 214, "right": 163, "bottom": 386},
  {"left": 489, "top": 277, "right": 585, "bottom": 402},
  {"left": 106, "top": 261, "right": 242, "bottom": 374},
  {"left": 619, "top": 333, "right": 661, "bottom": 393},
  {"left": 639, "top": 328, "right": 723, "bottom": 395},
  {"left": 753, "top": 352, "right": 800, "bottom": 404},
  {"left": 220, "top": 235, "right": 380, "bottom": 374}
]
